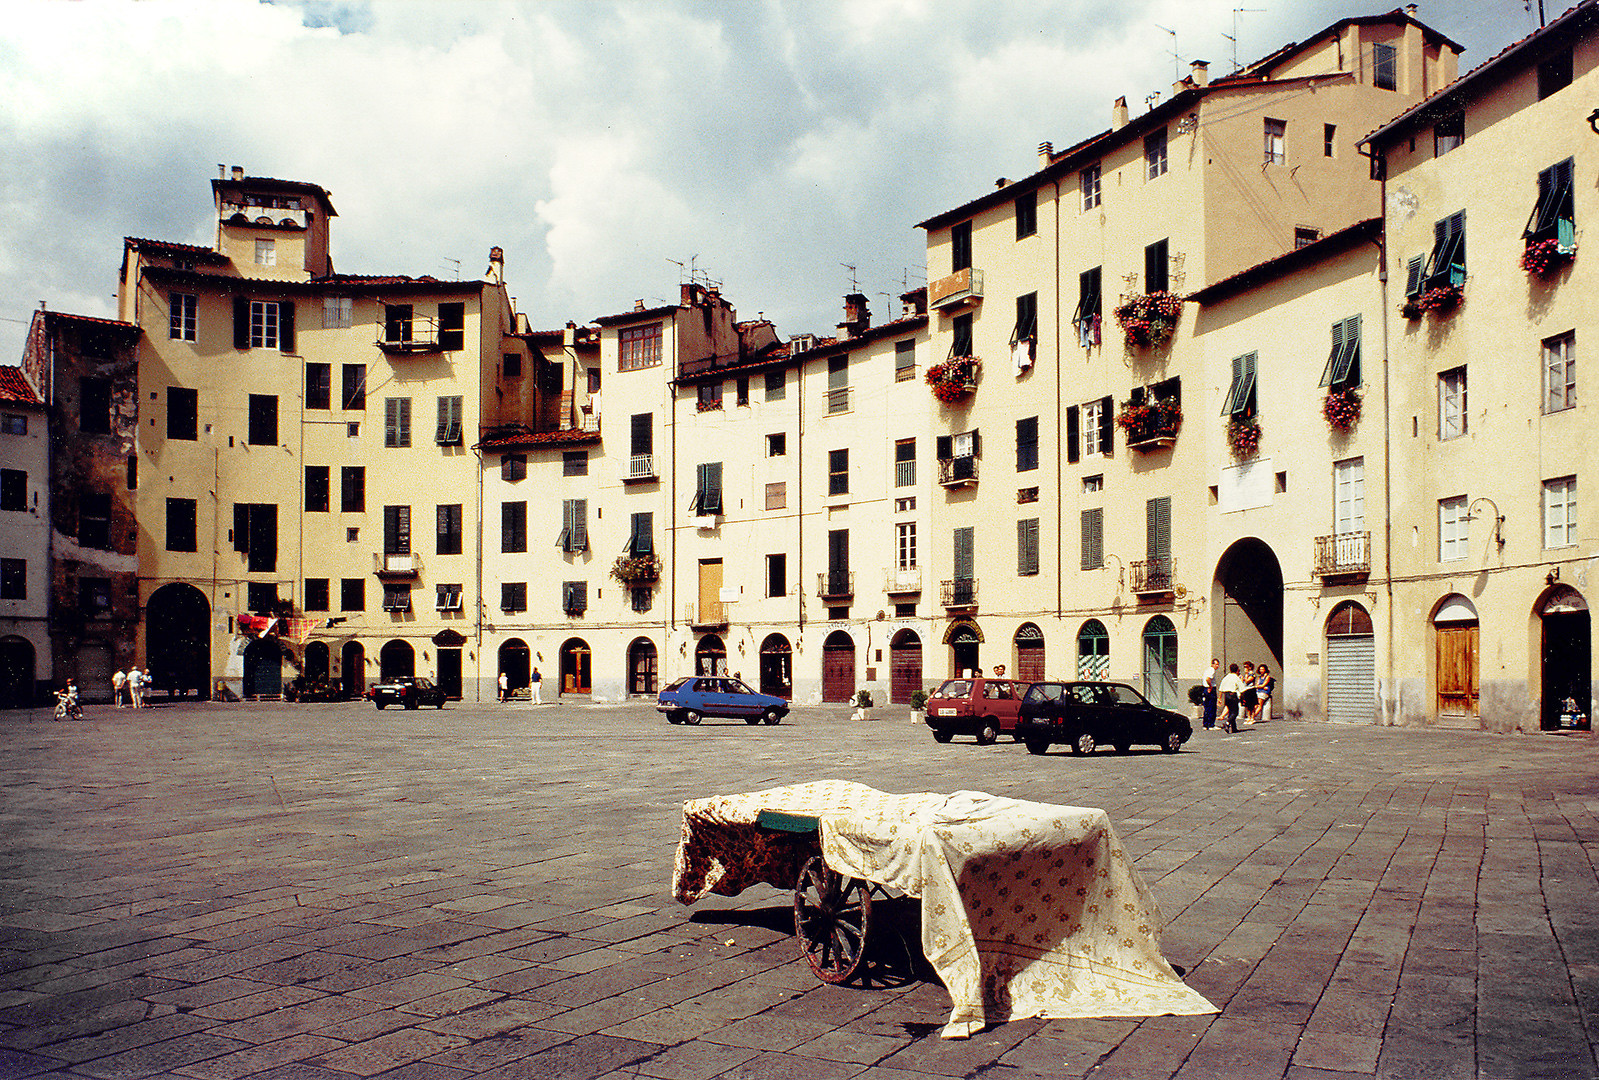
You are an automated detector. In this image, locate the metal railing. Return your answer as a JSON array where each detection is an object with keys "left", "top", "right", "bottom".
[
  {"left": 373, "top": 551, "right": 421, "bottom": 577},
  {"left": 1313, "top": 531, "right": 1370, "bottom": 577},
  {"left": 885, "top": 567, "right": 922, "bottom": 594},
  {"left": 817, "top": 571, "right": 855, "bottom": 599},
  {"left": 624, "top": 454, "right": 656, "bottom": 481},
  {"left": 941, "top": 578, "right": 978, "bottom": 608},
  {"left": 825, "top": 386, "right": 852, "bottom": 414},
  {"left": 1130, "top": 557, "right": 1175, "bottom": 594},
  {"left": 937, "top": 455, "right": 979, "bottom": 486}
]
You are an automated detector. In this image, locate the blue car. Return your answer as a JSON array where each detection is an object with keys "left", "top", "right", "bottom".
[{"left": 657, "top": 676, "right": 788, "bottom": 726}]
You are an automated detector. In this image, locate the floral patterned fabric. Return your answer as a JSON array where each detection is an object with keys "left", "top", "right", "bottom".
[{"left": 672, "top": 781, "right": 1215, "bottom": 1037}]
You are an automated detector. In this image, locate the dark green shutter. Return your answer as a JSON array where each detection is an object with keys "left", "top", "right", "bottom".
[
  {"left": 1066, "top": 406, "right": 1080, "bottom": 463},
  {"left": 278, "top": 301, "right": 295, "bottom": 353},
  {"left": 233, "top": 297, "right": 250, "bottom": 349}
]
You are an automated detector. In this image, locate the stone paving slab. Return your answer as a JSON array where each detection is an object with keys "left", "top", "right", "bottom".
[{"left": 2, "top": 703, "right": 1599, "bottom": 1078}]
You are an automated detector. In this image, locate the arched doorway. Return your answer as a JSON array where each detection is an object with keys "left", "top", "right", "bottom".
[
  {"left": 341, "top": 641, "right": 365, "bottom": 699},
  {"left": 147, "top": 583, "right": 210, "bottom": 699},
  {"left": 1014, "top": 623, "right": 1045, "bottom": 683},
  {"left": 243, "top": 638, "right": 284, "bottom": 699},
  {"left": 1325, "top": 601, "right": 1374, "bottom": 724},
  {"left": 629, "top": 638, "right": 659, "bottom": 696},
  {"left": 888, "top": 629, "right": 921, "bottom": 704},
  {"left": 944, "top": 619, "right": 982, "bottom": 677},
  {"left": 304, "top": 641, "right": 330, "bottom": 684},
  {"left": 0, "top": 636, "right": 35, "bottom": 708},
  {"left": 379, "top": 640, "right": 415, "bottom": 682},
  {"left": 1433, "top": 594, "right": 1479, "bottom": 720},
  {"left": 560, "top": 638, "right": 591, "bottom": 694},
  {"left": 695, "top": 634, "right": 727, "bottom": 676},
  {"left": 1141, "top": 615, "right": 1178, "bottom": 709},
  {"left": 759, "top": 634, "right": 792, "bottom": 699},
  {"left": 499, "top": 638, "right": 530, "bottom": 694},
  {"left": 822, "top": 630, "right": 856, "bottom": 702},
  {"left": 1537, "top": 586, "right": 1589, "bottom": 730},
  {"left": 433, "top": 629, "right": 466, "bottom": 699},
  {"left": 1213, "top": 538, "right": 1284, "bottom": 671},
  {"left": 1077, "top": 620, "right": 1109, "bottom": 680}
]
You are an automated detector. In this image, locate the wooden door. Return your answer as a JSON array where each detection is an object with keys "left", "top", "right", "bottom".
[
  {"left": 822, "top": 635, "right": 855, "bottom": 703},
  {"left": 890, "top": 638, "right": 922, "bottom": 704},
  {"left": 698, "top": 560, "right": 724, "bottom": 624},
  {"left": 1436, "top": 624, "right": 1479, "bottom": 716}
]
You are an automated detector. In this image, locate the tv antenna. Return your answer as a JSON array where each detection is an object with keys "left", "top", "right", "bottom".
[
  {"left": 1226, "top": 8, "right": 1265, "bottom": 72},
  {"left": 841, "top": 263, "right": 860, "bottom": 292},
  {"left": 441, "top": 257, "right": 461, "bottom": 280},
  {"left": 1153, "top": 23, "right": 1180, "bottom": 81}
]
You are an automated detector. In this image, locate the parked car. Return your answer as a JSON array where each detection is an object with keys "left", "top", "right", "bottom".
[
  {"left": 924, "top": 677, "right": 1030, "bottom": 744},
  {"left": 657, "top": 676, "right": 789, "bottom": 725},
  {"left": 1017, "top": 681, "right": 1191, "bottom": 755},
  {"left": 368, "top": 676, "right": 448, "bottom": 710}
]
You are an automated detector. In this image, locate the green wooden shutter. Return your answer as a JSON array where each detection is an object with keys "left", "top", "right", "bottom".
[
  {"left": 278, "top": 300, "right": 295, "bottom": 353},
  {"left": 1146, "top": 496, "right": 1171, "bottom": 563},
  {"left": 1018, "top": 518, "right": 1039, "bottom": 575},
  {"left": 1066, "top": 406, "right": 1080, "bottom": 463},
  {"left": 954, "top": 527, "right": 974, "bottom": 580},
  {"left": 1081, "top": 508, "right": 1103, "bottom": 570}
]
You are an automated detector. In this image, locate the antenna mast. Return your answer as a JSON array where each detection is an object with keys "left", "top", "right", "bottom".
[
  {"left": 1153, "top": 23, "right": 1180, "bottom": 82},
  {"left": 1228, "top": 8, "right": 1265, "bottom": 72}
]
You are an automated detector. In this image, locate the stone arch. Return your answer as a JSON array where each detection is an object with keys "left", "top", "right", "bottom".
[
  {"left": 1535, "top": 585, "right": 1589, "bottom": 730},
  {"left": 1432, "top": 593, "right": 1479, "bottom": 719},
  {"left": 1212, "top": 537, "right": 1284, "bottom": 671},
  {"left": 1013, "top": 623, "right": 1045, "bottom": 683},
  {"left": 146, "top": 582, "right": 210, "bottom": 699},
  {"left": 1077, "top": 619, "right": 1109, "bottom": 680},
  {"left": 342, "top": 640, "right": 366, "bottom": 699},
  {"left": 1324, "top": 601, "right": 1375, "bottom": 724},
  {"left": 628, "top": 637, "right": 659, "bottom": 696},
  {"left": 759, "top": 633, "right": 792, "bottom": 699},
  {"left": 379, "top": 639, "right": 415, "bottom": 682},
  {"left": 498, "top": 638, "right": 530, "bottom": 692},
  {"left": 1141, "top": 615, "right": 1178, "bottom": 709},
  {"left": 821, "top": 629, "right": 856, "bottom": 703},
  {"left": 888, "top": 628, "right": 922, "bottom": 704},
  {"left": 695, "top": 634, "right": 727, "bottom": 676},
  {"left": 559, "top": 637, "right": 591, "bottom": 694}
]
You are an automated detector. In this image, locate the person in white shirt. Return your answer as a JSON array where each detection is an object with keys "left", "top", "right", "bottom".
[
  {"left": 128, "top": 668, "right": 144, "bottom": 708},
  {"left": 1202, "top": 659, "right": 1219, "bottom": 729},
  {"left": 112, "top": 669, "right": 127, "bottom": 708},
  {"left": 1217, "top": 664, "right": 1243, "bottom": 733}
]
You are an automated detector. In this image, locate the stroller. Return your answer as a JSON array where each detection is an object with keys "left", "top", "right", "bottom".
[{"left": 54, "top": 687, "right": 83, "bottom": 721}]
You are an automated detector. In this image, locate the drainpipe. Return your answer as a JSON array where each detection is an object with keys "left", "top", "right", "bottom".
[
  {"left": 1053, "top": 177, "right": 1063, "bottom": 618},
  {"left": 1363, "top": 141, "right": 1398, "bottom": 726},
  {"left": 473, "top": 444, "right": 484, "bottom": 703}
]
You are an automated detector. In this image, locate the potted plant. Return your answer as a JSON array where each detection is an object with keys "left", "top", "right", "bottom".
[
  {"left": 852, "top": 688, "right": 874, "bottom": 721},
  {"left": 1117, "top": 395, "right": 1183, "bottom": 447},
  {"left": 909, "top": 689, "right": 928, "bottom": 725},
  {"left": 1112, "top": 292, "right": 1183, "bottom": 349},
  {"left": 924, "top": 356, "right": 981, "bottom": 403},
  {"left": 1227, "top": 415, "right": 1262, "bottom": 459},
  {"left": 610, "top": 553, "right": 661, "bottom": 586},
  {"left": 1417, "top": 283, "right": 1464, "bottom": 314},
  {"left": 1323, "top": 387, "right": 1362, "bottom": 432},
  {"left": 1521, "top": 238, "right": 1575, "bottom": 277}
]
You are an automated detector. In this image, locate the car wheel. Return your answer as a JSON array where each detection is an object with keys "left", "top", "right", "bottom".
[
  {"left": 684, "top": 710, "right": 702, "bottom": 726},
  {"left": 1163, "top": 731, "right": 1182, "bottom": 753},
  {"left": 977, "top": 721, "right": 999, "bottom": 745},
  {"left": 932, "top": 728, "right": 954, "bottom": 743},
  {"left": 1073, "top": 732, "right": 1096, "bottom": 755},
  {"left": 666, "top": 712, "right": 682, "bottom": 725},
  {"left": 1114, "top": 742, "right": 1131, "bottom": 754},
  {"left": 374, "top": 702, "right": 385, "bottom": 710},
  {"left": 763, "top": 709, "right": 782, "bottom": 726},
  {"left": 1025, "top": 739, "right": 1048, "bottom": 756}
]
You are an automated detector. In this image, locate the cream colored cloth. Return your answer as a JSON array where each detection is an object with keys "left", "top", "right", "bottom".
[{"left": 672, "top": 780, "right": 1215, "bottom": 1037}]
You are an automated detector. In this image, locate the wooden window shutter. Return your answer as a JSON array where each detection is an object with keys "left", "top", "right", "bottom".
[
  {"left": 1066, "top": 406, "right": 1080, "bottom": 463},
  {"left": 233, "top": 297, "right": 250, "bottom": 349},
  {"left": 278, "top": 301, "right": 295, "bottom": 353}
]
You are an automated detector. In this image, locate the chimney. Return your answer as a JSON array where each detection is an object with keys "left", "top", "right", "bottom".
[
  {"left": 634, "top": 299, "right": 646, "bottom": 311},
  {"left": 1112, "top": 96, "right": 1129, "bottom": 130},
  {"left": 231, "top": 165, "right": 243, "bottom": 181},
  {"left": 1190, "top": 60, "right": 1210, "bottom": 86},
  {"left": 1038, "top": 141, "right": 1053, "bottom": 166},
  {"left": 485, "top": 246, "right": 504, "bottom": 285},
  {"left": 681, "top": 282, "right": 705, "bottom": 307},
  {"left": 839, "top": 293, "right": 871, "bottom": 338},
  {"left": 217, "top": 164, "right": 226, "bottom": 179},
  {"left": 995, "top": 178, "right": 1008, "bottom": 189},
  {"left": 1405, "top": 3, "right": 1417, "bottom": 15}
]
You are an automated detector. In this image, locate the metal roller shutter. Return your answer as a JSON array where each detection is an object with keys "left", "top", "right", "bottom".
[{"left": 1326, "top": 634, "right": 1375, "bottom": 724}]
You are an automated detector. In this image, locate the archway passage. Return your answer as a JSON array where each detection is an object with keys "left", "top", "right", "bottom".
[
  {"left": 379, "top": 640, "right": 415, "bottom": 683},
  {"left": 1014, "top": 623, "right": 1045, "bottom": 683},
  {"left": 304, "top": 641, "right": 331, "bottom": 684},
  {"left": 695, "top": 634, "right": 727, "bottom": 677},
  {"left": 944, "top": 620, "right": 982, "bottom": 678},
  {"left": 342, "top": 641, "right": 366, "bottom": 699},
  {"left": 0, "top": 636, "right": 35, "bottom": 707},
  {"left": 1434, "top": 594, "right": 1479, "bottom": 719},
  {"left": 433, "top": 629, "right": 465, "bottom": 699},
  {"left": 1325, "top": 601, "right": 1375, "bottom": 724},
  {"left": 1142, "top": 615, "right": 1178, "bottom": 709},
  {"left": 243, "top": 638, "right": 284, "bottom": 699},
  {"left": 499, "top": 639, "right": 530, "bottom": 693},
  {"left": 1214, "top": 538, "right": 1284, "bottom": 670},
  {"left": 1539, "top": 586, "right": 1590, "bottom": 730},
  {"left": 1077, "top": 620, "right": 1109, "bottom": 680},
  {"left": 759, "top": 634, "right": 792, "bottom": 699},
  {"left": 822, "top": 630, "right": 856, "bottom": 703},
  {"left": 560, "top": 638, "right": 591, "bottom": 694},
  {"left": 147, "top": 583, "right": 210, "bottom": 699},
  {"left": 629, "top": 638, "right": 659, "bottom": 696},
  {"left": 889, "top": 629, "right": 922, "bottom": 704}
]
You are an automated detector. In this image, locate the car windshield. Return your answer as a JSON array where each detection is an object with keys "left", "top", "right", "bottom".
[{"left": 932, "top": 680, "right": 971, "bottom": 699}]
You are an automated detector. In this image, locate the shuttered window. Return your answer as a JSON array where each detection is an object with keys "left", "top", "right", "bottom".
[
  {"left": 1081, "top": 508, "right": 1104, "bottom": 570},
  {"left": 305, "top": 363, "right": 331, "bottom": 410},
  {"left": 501, "top": 501, "right": 526, "bottom": 553},
  {"left": 563, "top": 581, "right": 588, "bottom": 615},
  {"left": 437, "top": 302, "right": 465, "bottom": 350},
  {"left": 341, "top": 467, "right": 364, "bottom": 512},
  {"left": 1017, "top": 518, "right": 1040, "bottom": 576},
  {"left": 631, "top": 413, "right": 653, "bottom": 456},
  {"left": 1319, "top": 317, "right": 1361, "bottom": 389},
  {"left": 248, "top": 394, "right": 278, "bottom": 446},
  {"left": 305, "top": 466, "right": 329, "bottom": 513},
  {"left": 1016, "top": 416, "right": 1038, "bottom": 473},
  {"left": 953, "top": 526, "right": 974, "bottom": 580},
  {"left": 342, "top": 364, "right": 366, "bottom": 410},
  {"left": 435, "top": 396, "right": 463, "bottom": 445},
  {"left": 1145, "top": 238, "right": 1168, "bottom": 292},
  {"left": 436, "top": 504, "right": 462, "bottom": 555},
  {"left": 384, "top": 397, "right": 411, "bottom": 447},
  {"left": 1146, "top": 496, "right": 1171, "bottom": 564},
  {"left": 383, "top": 505, "right": 411, "bottom": 555},
  {"left": 1525, "top": 158, "right": 1576, "bottom": 248},
  {"left": 558, "top": 499, "right": 588, "bottom": 552},
  {"left": 689, "top": 462, "right": 723, "bottom": 515},
  {"left": 1422, "top": 211, "right": 1467, "bottom": 292},
  {"left": 627, "top": 512, "right": 653, "bottom": 556},
  {"left": 502, "top": 453, "right": 525, "bottom": 482},
  {"left": 1220, "top": 353, "right": 1258, "bottom": 417}
]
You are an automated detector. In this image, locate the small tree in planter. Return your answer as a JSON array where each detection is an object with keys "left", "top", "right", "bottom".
[
  {"left": 1323, "top": 387, "right": 1362, "bottom": 432},
  {"left": 852, "top": 688, "right": 874, "bottom": 720},
  {"left": 909, "top": 689, "right": 928, "bottom": 724}
]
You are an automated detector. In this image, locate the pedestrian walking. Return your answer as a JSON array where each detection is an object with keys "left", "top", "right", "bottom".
[
  {"left": 1218, "top": 663, "right": 1242, "bottom": 733},
  {"left": 530, "top": 667, "right": 543, "bottom": 705},
  {"left": 498, "top": 670, "right": 508, "bottom": 703},
  {"left": 1202, "top": 658, "right": 1219, "bottom": 729},
  {"left": 1252, "top": 663, "right": 1274, "bottom": 723},
  {"left": 112, "top": 668, "right": 127, "bottom": 708}
]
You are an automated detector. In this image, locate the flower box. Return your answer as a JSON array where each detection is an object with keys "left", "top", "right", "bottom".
[
  {"left": 1113, "top": 292, "right": 1183, "bottom": 349},
  {"left": 611, "top": 553, "right": 661, "bottom": 585},
  {"left": 1323, "top": 388, "right": 1361, "bottom": 432},
  {"left": 1117, "top": 396, "right": 1183, "bottom": 449},
  {"left": 925, "top": 356, "right": 981, "bottom": 403},
  {"left": 1227, "top": 416, "right": 1261, "bottom": 459},
  {"left": 1417, "top": 283, "right": 1464, "bottom": 314},
  {"left": 1521, "top": 238, "right": 1575, "bottom": 277}
]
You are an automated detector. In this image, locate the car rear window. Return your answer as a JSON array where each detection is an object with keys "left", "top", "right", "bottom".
[
  {"left": 1024, "top": 683, "right": 1063, "bottom": 703},
  {"left": 662, "top": 678, "right": 689, "bottom": 692},
  {"left": 932, "top": 680, "right": 972, "bottom": 699}
]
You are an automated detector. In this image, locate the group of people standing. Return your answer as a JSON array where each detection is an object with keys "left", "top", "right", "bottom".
[
  {"left": 111, "top": 667, "right": 150, "bottom": 708},
  {"left": 497, "top": 667, "right": 543, "bottom": 704},
  {"left": 1201, "top": 658, "right": 1274, "bottom": 732}
]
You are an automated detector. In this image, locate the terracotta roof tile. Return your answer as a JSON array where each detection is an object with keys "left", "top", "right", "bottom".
[
  {"left": 473, "top": 427, "right": 603, "bottom": 451},
  {"left": 0, "top": 366, "right": 42, "bottom": 405}
]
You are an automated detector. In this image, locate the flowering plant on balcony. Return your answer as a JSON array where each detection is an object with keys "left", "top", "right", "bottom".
[
  {"left": 1399, "top": 297, "right": 1423, "bottom": 320},
  {"left": 1227, "top": 415, "right": 1262, "bottom": 459},
  {"left": 1521, "top": 238, "right": 1575, "bottom": 277},
  {"left": 924, "top": 356, "right": 981, "bottom": 403},
  {"left": 610, "top": 553, "right": 661, "bottom": 585},
  {"left": 1323, "top": 387, "right": 1362, "bottom": 432},
  {"left": 695, "top": 398, "right": 723, "bottom": 413},
  {"left": 1116, "top": 396, "right": 1183, "bottom": 444},
  {"left": 1416, "top": 283, "right": 1464, "bottom": 313},
  {"left": 1112, "top": 292, "right": 1183, "bottom": 349}
]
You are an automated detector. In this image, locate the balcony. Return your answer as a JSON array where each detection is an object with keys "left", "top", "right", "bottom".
[
  {"left": 685, "top": 602, "right": 727, "bottom": 630},
  {"left": 1313, "top": 531, "right": 1370, "bottom": 581},
  {"left": 622, "top": 454, "right": 657, "bottom": 482},
  {"left": 937, "top": 454, "right": 979, "bottom": 487},
  {"left": 1130, "top": 557, "right": 1175, "bottom": 597},
  {"left": 941, "top": 578, "right": 978, "bottom": 610},
  {"left": 824, "top": 386, "right": 852, "bottom": 415},
  {"left": 885, "top": 568, "right": 922, "bottom": 595},
  {"left": 929, "top": 267, "right": 984, "bottom": 311},
  {"left": 374, "top": 315, "right": 441, "bottom": 354},
  {"left": 817, "top": 571, "right": 855, "bottom": 600},
  {"left": 374, "top": 551, "right": 421, "bottom": 579}
]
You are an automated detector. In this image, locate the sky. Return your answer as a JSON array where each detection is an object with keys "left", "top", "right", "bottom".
[{"left": 0, "top": 0, "right": 1536, "bottom": 370}]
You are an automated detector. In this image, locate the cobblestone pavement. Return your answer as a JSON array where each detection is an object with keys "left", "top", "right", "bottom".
[{"left": 1, "top": 699, "right": 1596, "bottom": 1080}]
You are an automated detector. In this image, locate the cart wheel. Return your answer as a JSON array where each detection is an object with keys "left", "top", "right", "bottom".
[{"left": 794, "top": 855, "right": 871, "bottom": 984}]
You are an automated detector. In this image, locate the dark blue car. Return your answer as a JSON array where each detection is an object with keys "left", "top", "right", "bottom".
[{"left": 657, "top": 676, "right": 788, "bottom": 726}]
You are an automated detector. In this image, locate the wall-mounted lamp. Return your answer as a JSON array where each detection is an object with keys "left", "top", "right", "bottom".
[
  {"left": 1547, "top": 567, "right": 1561, "bottom": 585},
  {"left": 1467, "top": 497, "right": 1506, "bottom": 549},
  {"left": 1589, "top": 107, "right": 1599, "bottom": 135}
]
